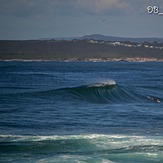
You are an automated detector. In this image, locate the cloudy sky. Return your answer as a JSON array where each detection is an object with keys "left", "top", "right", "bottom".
[{"left": 0, "top": 0, "right": 163, "bottom": 40}]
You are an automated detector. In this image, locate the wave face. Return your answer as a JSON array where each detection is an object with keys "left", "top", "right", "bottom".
[
  {"left": 2, "top": 79, "right": 159, "bottom": 104},
  {"left": 44, "top": 80, "right": 157, "bottom": 104}
]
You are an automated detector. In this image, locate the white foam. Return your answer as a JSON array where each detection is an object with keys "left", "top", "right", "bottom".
[
  {"left": 88, "top": 80, "right": 116, "bottom": 87},
  {"left": 1, "top": 133, "right": 162, "bottom": 144},
  {"left": 1, "top": 134, "right": 162, "bottom": 163}
]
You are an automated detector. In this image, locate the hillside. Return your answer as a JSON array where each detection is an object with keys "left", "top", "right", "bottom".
[
  {"left": 0, "top": 39, "right": 163, "bottom": 61},
  {"left": 39, "top": 34, "right": 163, "bottom": 43},
  {"left": 80, "top": 34, "right": 163, "bottom": 43}
]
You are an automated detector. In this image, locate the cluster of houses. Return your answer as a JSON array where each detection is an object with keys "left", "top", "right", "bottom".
[{"left": 87, "top": 40, "right": 163, "bottom": 50}]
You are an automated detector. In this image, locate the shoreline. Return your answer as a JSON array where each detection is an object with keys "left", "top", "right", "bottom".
[{"left": 1, "top": 57, "right": 163, "bottom": 62}]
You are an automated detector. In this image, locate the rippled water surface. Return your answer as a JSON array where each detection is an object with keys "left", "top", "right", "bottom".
[{"left": 0, "top": 61, "right": 163, "bottom": 162}]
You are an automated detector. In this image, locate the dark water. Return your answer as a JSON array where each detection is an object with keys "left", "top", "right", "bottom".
[{"left": 0, "top": 61, "right": 163, "bottom": 162}]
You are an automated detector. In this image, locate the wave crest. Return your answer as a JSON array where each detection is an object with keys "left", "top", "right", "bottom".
[
  {"left": 61, "top": 80, "right": 150, "bottom": 104},
  {"left": 3, "top": 80, "right": 160, "bottom": 104},
  {"left": 88, "top": 79, "right": 116, "bottom": 87}
]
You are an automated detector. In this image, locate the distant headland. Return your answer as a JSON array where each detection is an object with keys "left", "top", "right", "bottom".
[{"left": 0, "top": 34, "right": 163, "bottom": 62}]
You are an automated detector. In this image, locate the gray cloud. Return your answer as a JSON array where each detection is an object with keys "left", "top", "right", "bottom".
[
  {"left": 0, "top": 0, "right": 163, "bottom": 39},
  {"left": 1, "top": 0, "right": 163, "bottom": 17},
  {"left": 0, "top": 0, "right": 155, "bottom": 17},
  {"left": 0, "top": 0, "right": 57, "bottom": 17},
  {"left": 73, "top": 0, "right": 163, "bottom": 15},
  {"left": 72, "top": 0, "right": 133, "bottom": 14}
]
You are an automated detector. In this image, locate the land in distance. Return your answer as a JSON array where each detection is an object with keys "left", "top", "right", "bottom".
[{"left": 0, "top": 39, "right": 163, "bottom": 62}]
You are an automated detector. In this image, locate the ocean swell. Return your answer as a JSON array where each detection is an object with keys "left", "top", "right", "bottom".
[
  {"left": 53, "top": 80, "right": 158, "bottom": 104},
  {"left": 1, "top": 80, "right": 161, "bottom": 104}
]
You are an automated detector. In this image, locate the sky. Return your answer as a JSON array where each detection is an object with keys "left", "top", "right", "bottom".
[{"left": 0, "top": 0, "right": 163, "bottom": 40}]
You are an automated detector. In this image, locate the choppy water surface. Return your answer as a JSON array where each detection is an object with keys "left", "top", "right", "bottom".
[{"left": 0, "top": 61, "right": 163, "bottom": 162}]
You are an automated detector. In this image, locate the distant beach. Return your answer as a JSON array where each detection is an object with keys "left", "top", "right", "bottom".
[{"left": 1, "top": 57, "right": 163, "bottom": 62}]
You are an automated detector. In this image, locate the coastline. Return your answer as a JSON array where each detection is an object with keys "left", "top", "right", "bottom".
[
  {"left": 1, "top": 40, "right": 163, "bottom": 62},
  {"left": 1, "top": 57, "right": 163, "bottom": 62}
]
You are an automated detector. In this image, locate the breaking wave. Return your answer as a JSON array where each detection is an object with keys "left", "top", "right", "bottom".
[
  {"left": 1, "top": 79, "right": 161, "bottom": 104},
  {"left": 0, "top": 134, "right": 163, "bottom": 163},
  {"left": 30, "top": 80, "right": 160, "bottom": 103},
  {"left": 53, "top": 80, "right": 160, "bottom": 104}
]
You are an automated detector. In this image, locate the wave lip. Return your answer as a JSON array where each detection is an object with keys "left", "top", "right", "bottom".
[{"left": 88, "top": 79, "right": 116, "bottom": 87}]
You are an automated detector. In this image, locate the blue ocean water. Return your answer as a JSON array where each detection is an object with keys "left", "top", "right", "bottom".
[{"left": 0, "top": 61, "right": 163, "bottom": 162}]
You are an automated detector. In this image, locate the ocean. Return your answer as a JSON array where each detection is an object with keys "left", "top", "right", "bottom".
[{"left": 0, "top": 61, "right": 163, "bottom": 163}]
